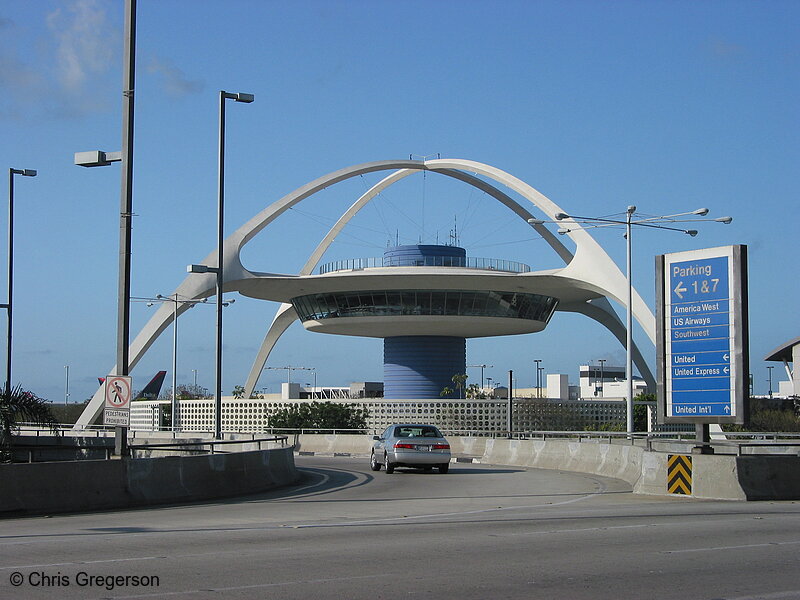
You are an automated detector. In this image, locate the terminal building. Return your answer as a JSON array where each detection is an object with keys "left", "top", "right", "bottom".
[
  {"left": 77, "top": 158, "right": 660, "bottom": 431},
  {"left": 128, "top": 364, "right": 652, "bottom": 434},
  {"left": 764, "top": 336, "right": 799, "bottom": 398}
]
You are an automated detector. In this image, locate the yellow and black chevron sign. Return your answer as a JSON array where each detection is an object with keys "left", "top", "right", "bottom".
[{"left": 668, "top": 454, "right": 692, "bottom": 495}]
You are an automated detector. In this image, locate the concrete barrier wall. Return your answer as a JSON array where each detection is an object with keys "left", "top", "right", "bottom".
[
  {"left": 294, "top": 434, "right": 800, "bottom": 501},
  {"left": 480, "top": 438, "right": 646, "bottom": 485},
  {"left": 0, "top": 446, "right": 299, "bottom": 517},
  {"left": 293, "top": 433, "right": 491, "bottom": 458}
]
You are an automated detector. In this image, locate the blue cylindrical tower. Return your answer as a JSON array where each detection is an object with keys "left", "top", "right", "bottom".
[
  {"left": 383, "top": 244, "right": 465, "bottom": 267},
  {"left": 383, "top": 245, "right": 466, "bottom": 399},
  {"left": 384, "top": 336, "right": 466, "bottom": 399}
]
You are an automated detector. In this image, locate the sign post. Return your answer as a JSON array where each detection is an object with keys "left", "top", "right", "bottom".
[
  {"left": 656, "top": 245, "right": 748, "bottom": 450},
  {"left": 104, "top": 376, "right": 132, "bottom": 456}
]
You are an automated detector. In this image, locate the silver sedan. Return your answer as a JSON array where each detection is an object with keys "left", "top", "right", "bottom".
[{"left": 370, "top": 424, "right": 451, "bottom": 474}]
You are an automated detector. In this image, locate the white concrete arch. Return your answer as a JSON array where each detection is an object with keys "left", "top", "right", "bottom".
[
  {"left": 241, "top": 165, "right": 647, "bottom": 396},
  {"left": 76, "top": 161, "right": 427, "bottom": 427},
  {"left": 423, "top": 159, "right": 655, "bottom": 341},
  {"left": 242, "top": 166, "right": 577, "bottom": 395},
  {"left": 76, "top": 158, "right": 656, "bottom": 428}
]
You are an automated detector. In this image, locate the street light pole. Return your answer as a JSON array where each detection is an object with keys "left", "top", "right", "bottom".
[
  {"left": 507, "top": 369, "right": 513, "bottom": 438},
  {"left": 70, "top": 0, "right": 136, "bottom": 457},
  {"left": 215, "top": 90, "right": 254, "bottom": 439},
  {"left": 767, "top": 365, "right": 774, "bottom": 398},
  {"left": 598, "top": 359, "right": 606, "bottom": 397},
  {"left": 118, "top": 0, "right": 136, "bottom": 382},
  {"left": 534, "top": 359, "right": 542, "bottom": 398},
  {"left": 171, "top": 296, "right": 177, "bottom": 428},
  {"left": 139, "top": 293, "right": 220, "bottom": 432},
  {"left": 264, "top": 366, "right": 314, "bottom": 387},
  {"left": 625, "top": 205, "right": 635, "bottom": 432},
  {"left": 5, "top": 168, "right": 36, "bottom": 399},
  {"left": 529, "top": 206, "right": 731, "bottom": 433},
  {"left": 538, "top": 366, "right": 545, "bottom": 397},
  {"left": 64, "top": 365, "right": 70, "bottom": 421},
  {"left": 468, "top": 364, "right": 492, "bottom": 390}
]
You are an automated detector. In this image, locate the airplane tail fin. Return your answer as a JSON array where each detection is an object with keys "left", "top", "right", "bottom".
[{"left": 137, "top": 371, "right": 167, "bottom": 400}]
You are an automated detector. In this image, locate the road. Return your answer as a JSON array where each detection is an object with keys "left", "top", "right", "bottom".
[{"left": 1, "top": 456, "right": 799, "bottom": 599}]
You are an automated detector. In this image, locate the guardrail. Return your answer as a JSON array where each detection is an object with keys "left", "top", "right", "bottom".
[
  {"left": 15, "top": 424, "right": 800, "bottom": 456},
  {"left": 318, "top": 256, "right": 532, "bottom": 274},
  {"left": 10, "top": 440, "right": 114, "bottom": 462},
  {"left": 9, "top": 429, "right": 288, "bottom": 462},
  {"left": 128, "top": 436, "right": 288, "bottom": 458}
]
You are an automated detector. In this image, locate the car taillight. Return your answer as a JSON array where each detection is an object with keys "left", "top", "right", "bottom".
[
  {"left": 394, "top": 443, "right": 416, "bottom": 449},
  {"left": 433, "top": 444, "right": 450, "bottom": 450}
]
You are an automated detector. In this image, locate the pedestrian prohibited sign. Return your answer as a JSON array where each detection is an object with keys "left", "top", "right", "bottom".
[{"left": 104, "top": 376, "right": 132, "bottom": 426}]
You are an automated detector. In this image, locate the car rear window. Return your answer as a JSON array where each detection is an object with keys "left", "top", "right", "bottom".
[{"left": 394, "top": 426, "right": 441, "bottom": 438}]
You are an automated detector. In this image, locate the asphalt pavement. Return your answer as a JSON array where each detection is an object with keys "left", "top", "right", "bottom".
[{"left": 1, "top": 456, "right": 799, "bottom": 599}]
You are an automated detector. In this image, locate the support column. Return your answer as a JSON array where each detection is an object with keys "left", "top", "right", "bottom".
[{"left": 384, "top": 336, "right": 466, "bottom": 399}]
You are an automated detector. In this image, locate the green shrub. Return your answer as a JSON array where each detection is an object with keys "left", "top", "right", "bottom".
[{"left": 267, "top": 401, "right": 368, "bottom": 431}]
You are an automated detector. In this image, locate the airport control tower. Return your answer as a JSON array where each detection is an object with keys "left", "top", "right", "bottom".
[{"left": 289, "top": 244, "right": 560, "bottom": 399}]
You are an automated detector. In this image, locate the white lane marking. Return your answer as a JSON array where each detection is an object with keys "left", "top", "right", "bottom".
[
  {"left": 721, "top": 592, "right": 800, "bottom": 600},
  {"left": 288, "top": 467, "right": 331, "bottom": 494},
  {"left": 506, "top": 523, "right": 658, "bottom": 537},
  {"left": 664, "top": 540, "right": 800, "bottom": 553},
  {"left": 105, "top": 574, "right": 390, "bottom": 599},
  {"left": 0, "top": 551, "right": 238, "bottom": 571},
  {"left": 289, "top": 479, "right": 610, "bottom": 528}
]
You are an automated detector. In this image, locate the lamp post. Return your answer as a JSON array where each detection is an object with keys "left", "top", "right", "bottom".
[
  {"left": 74, "top": 0, "right": 136, "bottom": 384},
  {"left": 191, "top": 369, "right": 198, "bottom": 388},
  {"left": 264, "top": 366, "right": 314, "bottom": 385},
  {"left": 213, "top": 89, "right": 254, "bottom": 439},
  {"left": 598, "top": 359, "right": 606, "bottom": 397},
  {"left": 139, "top": 294, "right": 224, "bottom": 432},
  {"left": 767, "top": 365, "right": 774, "bottom": 399},
  {"left": 468, "top": 364, "right": 492, "bottom": 390},
  {"left": 533, "top": 359, "right": 542, "bottom": 398},
  {"left": 64, "top": 365, "right": 70, "bottom": 422},
  {"left": 4, "top": 168, "right": 36, "bottom": 399},
  {"left": 529, "top": 207, "right": 732, "bottom": 433},
  {"left": 536, "top": 367, "right": 547, "bottom": 398},
  {"left": 507, "top": 369, "right": 514, "bottom": 438}
]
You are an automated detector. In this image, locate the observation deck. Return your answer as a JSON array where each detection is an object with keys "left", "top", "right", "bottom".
[
  {"left": 318, "top": 255, "right": 531, "bottom": 275},
  {"left": 287, "top": 245, "right": 559, "bottom": 340}
]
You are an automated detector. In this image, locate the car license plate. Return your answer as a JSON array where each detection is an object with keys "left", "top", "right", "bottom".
[{"left": 418, "top": 445, "right": 431, "bottom": 452}]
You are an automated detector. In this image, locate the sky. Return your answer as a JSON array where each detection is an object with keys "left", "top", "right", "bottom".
[{"left": 1, "top": 0, "right": 798, "bottom": 405}]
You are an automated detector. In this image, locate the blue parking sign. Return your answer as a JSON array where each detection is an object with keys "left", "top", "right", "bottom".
[{"left": 657, "top": 246, "right": 748, "bottom": 424}]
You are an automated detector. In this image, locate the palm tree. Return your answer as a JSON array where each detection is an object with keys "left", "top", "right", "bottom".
[{"left": 0, "top": 385, "right": 60, "bottom": 461}]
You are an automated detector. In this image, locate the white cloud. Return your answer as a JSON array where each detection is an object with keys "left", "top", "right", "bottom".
[
  {"left": 146, "top": 55, "right": 205, "bottom": 97},
  {"left": 0, "top": 1, "right": 118, "bottom": 119},
  {"left": 47, "top": 0, "right": 116, "bottom": 92}
]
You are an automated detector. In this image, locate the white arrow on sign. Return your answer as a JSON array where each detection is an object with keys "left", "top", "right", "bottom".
[
  {"left": 724, "top": 366, "right": 730, "bottom": 374},
  {"left": 674, "top": 281, "right": 687, "bottom": 299},
  {"left": 724, "top": 406, "right": 730, "bottom": 413},
  {"left": 723, "top": 353, "right": 729, "bottom": 361}
]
